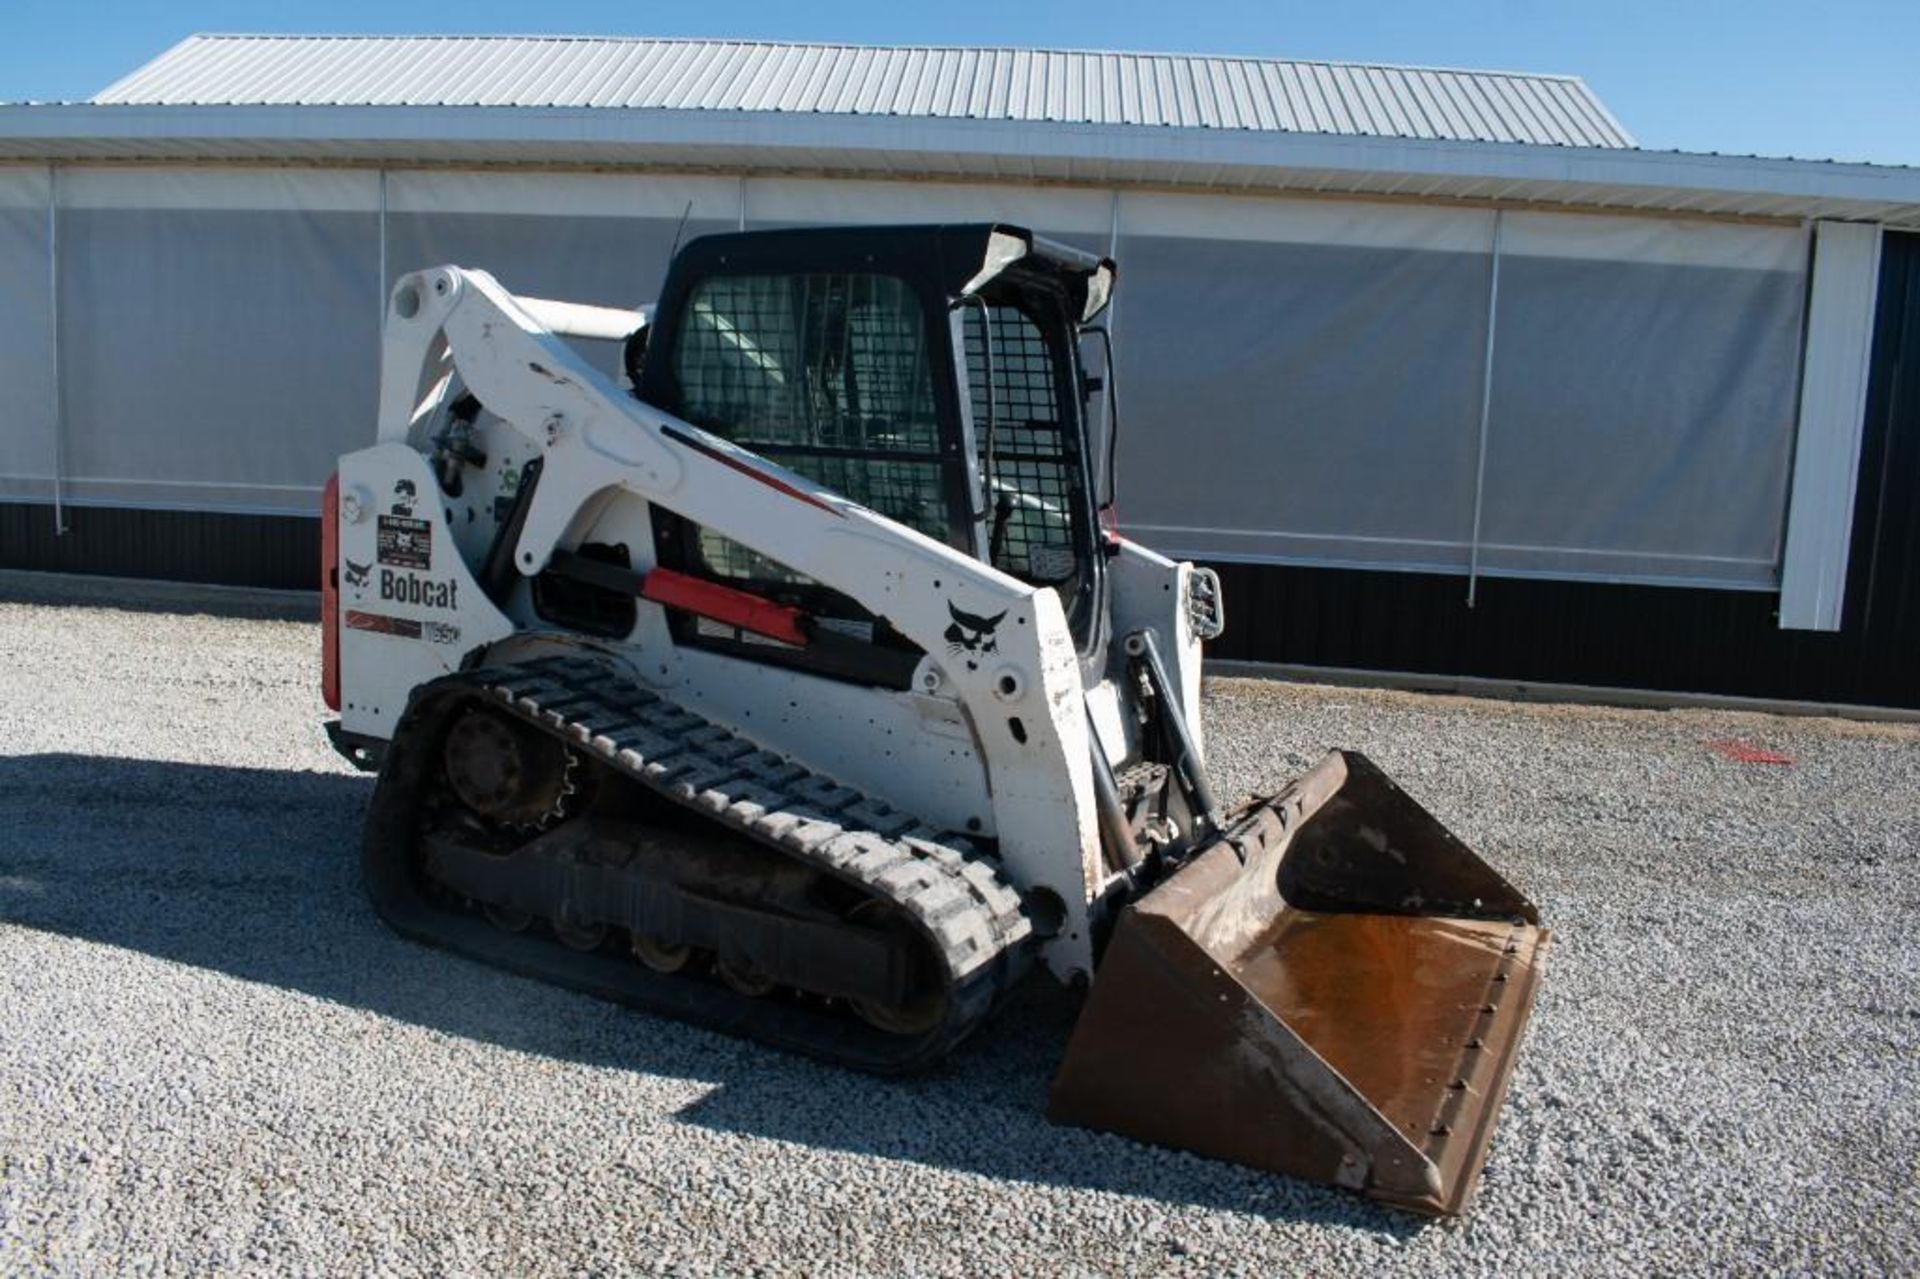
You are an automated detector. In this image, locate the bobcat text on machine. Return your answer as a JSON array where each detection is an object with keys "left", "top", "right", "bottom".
[{"left": 322, "top": 224, "right": 1548, "bottom": 1216}]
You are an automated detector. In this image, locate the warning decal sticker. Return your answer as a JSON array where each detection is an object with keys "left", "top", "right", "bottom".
[{"left": 377, "top": 515, "right": 432, "bottom": 570}]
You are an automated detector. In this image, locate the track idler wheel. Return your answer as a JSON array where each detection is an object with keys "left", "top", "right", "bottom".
[
  {"left": 846, "top": 901, "right": 949, "bottom": 1036},
  {"left": 442, "top": 708, "right": 574, "bottom": 829}
]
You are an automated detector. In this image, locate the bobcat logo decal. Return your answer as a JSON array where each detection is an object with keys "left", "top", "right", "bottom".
[
  {"left": 945, "top": 601, "right": 1006, "bottom": 671},
  {"left": 343, "top": 559, "right": 371, "bottom": 591}
]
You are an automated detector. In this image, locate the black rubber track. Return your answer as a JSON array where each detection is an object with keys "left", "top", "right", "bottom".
[{"left": 361, "top": 653, "right": 1035, "bottom": 1074}]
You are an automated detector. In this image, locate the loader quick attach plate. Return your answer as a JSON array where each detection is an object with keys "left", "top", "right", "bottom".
[{"left": 1050, "top": 750, "right": 1548, "bottom": 1217}]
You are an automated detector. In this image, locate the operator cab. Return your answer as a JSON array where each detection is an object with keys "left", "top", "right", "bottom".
[{"left": 634, "top": 224, "right": 1114, "bottom": 687}]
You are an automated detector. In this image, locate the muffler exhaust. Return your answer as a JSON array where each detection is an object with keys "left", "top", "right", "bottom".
[{"left": 1050, "top": 750, "right": 1548, "bottom": 1216}]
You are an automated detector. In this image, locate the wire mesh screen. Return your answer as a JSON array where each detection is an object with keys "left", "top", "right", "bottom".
[
  {"left": 964, "top": 304, "right": 1083, "bottom": 584},
  {"left": 671, "top": 273, "right": 950, "bottom": 581}
]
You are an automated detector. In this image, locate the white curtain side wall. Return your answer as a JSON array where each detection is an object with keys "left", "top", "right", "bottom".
[
  {"left": 1475, "top": 213, "right": 1808, "bottom": 587},
  {"left": 17, "top": 167, "right": 383, "bottom": 514},
  {"left": 0, "top": 167, "right": 56, "bottom": 502},
  {"left": 1108, "top": 193, "right": 1809, "bottom": 589},
  {"left": 0, "top": 166, "right": 1815, "bottom": 593},
  {"left": 1112, "top": 195, "right": 1497, "bottom": 576}
]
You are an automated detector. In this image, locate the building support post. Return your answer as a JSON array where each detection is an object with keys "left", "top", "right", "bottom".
[
  {"left": 1778, "top": 220, "right": 1883, "bottom": 631},
  {"left": 377, "top": 168, "right": 389, "bottom": 331},
  {"left": 1465, "top": 209, "right": 1505, "bottom": 607},
  {"left": 45, "top": 162, "right": 66, "bottom": 536}
]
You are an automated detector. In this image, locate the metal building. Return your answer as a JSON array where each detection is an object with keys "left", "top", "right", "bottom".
[{"left": 2, "top": 35, "right": 1917, "bottom": 706}]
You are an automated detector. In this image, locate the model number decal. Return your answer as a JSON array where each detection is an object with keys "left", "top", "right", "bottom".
[
  {"left": 379, "top": 570, "right": 459, "bottom": 610},
  {"left": 345, "top": 608, "right": 462, "bottom": 645},
  {"left": 376, "top": 514, "right": 432, "bottom": 570}
]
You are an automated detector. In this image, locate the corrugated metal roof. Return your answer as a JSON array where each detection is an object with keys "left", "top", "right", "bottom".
[{"left": 91, "top": 34, "right": 1635, "bottom": 149}]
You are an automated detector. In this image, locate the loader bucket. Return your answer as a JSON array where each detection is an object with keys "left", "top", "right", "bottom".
[{"left": 1050, "top": 750, "right": 1547, "bottom": 1216}]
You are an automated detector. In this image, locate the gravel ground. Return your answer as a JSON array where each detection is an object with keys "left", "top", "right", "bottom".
[{"left": 1, "top": 585, "right": 1916, "bottom": 1276}]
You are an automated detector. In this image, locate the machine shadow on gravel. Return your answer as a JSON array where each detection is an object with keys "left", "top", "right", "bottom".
[{"left": 0, "top": 752, "right": 1425, "bottom": 1234}]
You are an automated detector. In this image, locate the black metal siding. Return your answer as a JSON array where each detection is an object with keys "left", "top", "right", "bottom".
[
  {"left": 4, "top": 233, "right": 1915, "bottom": 708},
  {"left": 0, "top": 503, "right": 319, "bottom": 590}
]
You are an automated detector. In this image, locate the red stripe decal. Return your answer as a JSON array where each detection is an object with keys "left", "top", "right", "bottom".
[
  {"left": 663, "top": 425, "right": 843, "bottom": 517},
  {"left": 641, "top": 567, "right": 810, "bottom": 647},
  {"left": 345, "top": 609, "right": 423, "bottom": 639}
]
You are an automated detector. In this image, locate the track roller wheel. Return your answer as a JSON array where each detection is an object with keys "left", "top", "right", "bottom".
[
  {"left": 716, "top": 957, "right": 777, "bottom": 998},
  {"left": 847, "top": 900, "right": 949, "bottom": 1036},
  {"left": 551, "top": 906, "right": 608, "bottom": 953},
  {"left": 631, "top": 933, "right": 695, "bottom": 975}
]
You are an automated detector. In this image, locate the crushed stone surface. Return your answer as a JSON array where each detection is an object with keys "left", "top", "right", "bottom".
[{"left": 1, "top": 590, "right": 1915, "bottom": 1275}]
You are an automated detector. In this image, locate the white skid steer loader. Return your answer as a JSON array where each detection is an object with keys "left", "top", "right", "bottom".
[{"left": 323, "top": 225, "right": 1547, "bottom": 1215}]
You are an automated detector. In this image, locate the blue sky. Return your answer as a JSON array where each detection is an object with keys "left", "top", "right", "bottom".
[{"left": 3, "top": 0, "right": 1916, "bottom": 165}]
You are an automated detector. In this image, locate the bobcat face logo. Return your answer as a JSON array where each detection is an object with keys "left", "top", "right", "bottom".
[
  {"left": 343, "top": 559, "right": 371, "bottom": 591},
  {"left": 390, "top": 478, "right": 417, "bottom": 517},
  {"left": 945, "top": 601, "right": 1006, "bottom": 671}
]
